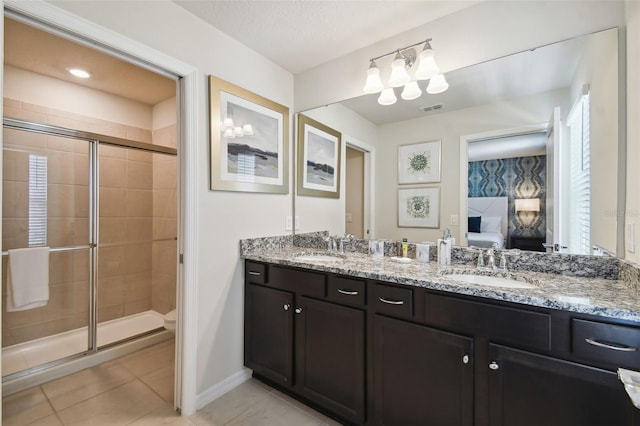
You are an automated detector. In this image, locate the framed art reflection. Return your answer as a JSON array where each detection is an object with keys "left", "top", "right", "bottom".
[{"left": 297, "top": 114, "right": 341, "bottom": 198}]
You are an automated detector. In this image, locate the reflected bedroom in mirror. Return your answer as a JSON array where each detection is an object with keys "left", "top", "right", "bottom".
[{"left": 295, "top": 27, "right": 624, "bottom": 257}]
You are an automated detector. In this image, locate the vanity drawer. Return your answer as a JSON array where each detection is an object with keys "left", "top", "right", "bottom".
[
  {"left": 328, "top": 276, "right": 366, "bottom": 307},
  {"left": 245, "top": 261, "right": 267, "bottom": 284},
  {"left": 269, "top": 265, "right": 326, "bottom": 298},
  {"left": 424, "top": 293, "right": 551, "bottom": 352},
  {"left": 374, "top": 283, "right": 413, "bottom": 319},
  {"left": 572, "top": 319, "right": 640, "bottom": 370}
]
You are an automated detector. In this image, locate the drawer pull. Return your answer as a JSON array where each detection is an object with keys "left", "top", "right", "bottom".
[
  {"left": 489, "top": 361, "right": 499, "bottom": 370},
  {"left": 295, "top": 307, "right": 303, "bottom": 314},
  {"left": 462, "top": 354, "right": 470, "bottom": 364},
  {"left": 585, "top": 338, "right": 638, "bottom": 352},
  {"left": 338, "top": 289, "right": 359, "bottom": 296},
  {"left": 283, "top": 304, "right": 290, "bottom": 311},
  {"left": 248, "top": 271, "right": 261, "bottom": 276},
  {"left": 379, "top": 297, "right": 404, "bottom": 305}
]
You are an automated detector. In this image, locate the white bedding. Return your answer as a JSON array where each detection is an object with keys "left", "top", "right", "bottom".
[{"left": 468, "top": 232, "right": 505, "bottom": 249}]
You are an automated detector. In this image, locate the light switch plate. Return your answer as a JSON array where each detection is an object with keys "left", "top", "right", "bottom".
[
  {"left": 450, "top": 214, "right": 458, "bottom": 226},
  {"left": 285, "top": 215, "right": 293, "bottom": 231},
  {"left": 345, "top": 213, "right": 353, "bottom": 223}
]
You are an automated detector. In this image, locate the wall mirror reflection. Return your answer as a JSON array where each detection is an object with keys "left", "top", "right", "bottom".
[{"left": 296, "top": 27, "right": 624, "bottom": 257}]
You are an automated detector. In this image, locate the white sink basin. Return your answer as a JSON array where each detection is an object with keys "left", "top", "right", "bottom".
[
  {"left": 293, "top": 254, "right": 343, "bottom": 262},
  {"left": 449, "top": 273, "right": 537, "bottom": 289}
]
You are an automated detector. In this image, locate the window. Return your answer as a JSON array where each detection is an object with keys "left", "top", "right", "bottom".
[
  {"left": 566, "top": 92, "right": 590, "bottom": 255},
  {"left": 28, "top": 154, "right": 47, "bottom": 247}
]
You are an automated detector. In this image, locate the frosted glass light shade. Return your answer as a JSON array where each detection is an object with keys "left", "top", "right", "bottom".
[
  {"left": 415, "top": 48, "right": 439, "bottom": 80},
  {"left": 388, "top": 54, "right": 410, "bottom": 87},
  {"left": 363, "top": 64, "right": 384, "bottom": 94},
  {"left": 242, "top": 124, "right": 254, "bottom": 136},
  {"left": 426, "top": 74, "right": 449, "bottom": 94},
  {"left": 234, "top": 127, "right": 244, "bottom": 137},
  {"left": 515, "top": 198, "right": 540, "bottom": 212},
  {"left": 401, "top": 81, "right": 422, "bottom": 100},
  {"left": 223, "top": 128, "right": 235, "bottom": 138},
  {"left": 378, "top": 87, "right": 397, "bottom": 106},
  {"left": 222, "top": 118, "right": 234, "bottom": 129}
]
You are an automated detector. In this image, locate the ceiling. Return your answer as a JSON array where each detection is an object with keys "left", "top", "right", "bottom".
[
  {"left": 173, "top": 0, "right": 481, "bottom": 74},
  {"left": 4, "top": 18, "right": 176, "bottom": 105}
]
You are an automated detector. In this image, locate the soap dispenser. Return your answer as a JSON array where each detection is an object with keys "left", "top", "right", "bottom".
[{"left": 437, "top": 229, "right": 452, "bottom": 265}]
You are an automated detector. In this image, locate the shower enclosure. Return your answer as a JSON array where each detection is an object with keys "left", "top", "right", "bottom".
[{"left": 1, "top": 118, "right": 178, "bottom": 381}]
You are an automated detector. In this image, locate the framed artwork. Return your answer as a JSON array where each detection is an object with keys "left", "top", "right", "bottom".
[
  {"left": 398, "top": 187, "right": 440, "bottom": 228},
  {"left": 297, "top": 114, "right": 342, "bottom": 198},
  {"left": 398, "top": 140, "right": 441, "bottom": 184},
  {"left": 209, "top": 75, "right": 289, "bottom": 193}
]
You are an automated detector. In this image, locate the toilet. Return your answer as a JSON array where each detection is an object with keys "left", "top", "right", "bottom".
[{"left": 164, "top": 309, "right": 176, "bottom": 333}]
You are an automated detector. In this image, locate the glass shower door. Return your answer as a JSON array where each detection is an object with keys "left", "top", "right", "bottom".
[{"left": 2, "top": 126, "right": 92, "bottom": 378}]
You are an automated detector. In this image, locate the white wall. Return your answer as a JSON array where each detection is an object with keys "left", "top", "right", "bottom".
[
  {"left": 626, "top": 0, "right": 640, "bottom": 263},
  {"left": 295, "top": 1, "right": 625, "bottom": 112},
  {"left": 4, "top": 65, "right": 153, "bottom": 128},
  {"left": 376, "top": 89, "right": 571, "bottom": 243},
  {"left": 41, "top": 0, "right": 295, "bottom": 404},
  {"left": 300, "top": 103, "right": 377, "bottom": 235}
]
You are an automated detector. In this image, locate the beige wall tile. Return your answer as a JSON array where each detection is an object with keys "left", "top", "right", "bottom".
[
  {"left": 153, "top": 218, "right": 177, "bottom": 241},
  {"left": 98, "top": 276, "right": 124, "bottom": 309},
  {"left": 125, "top": 244, "right": 152, "bottom": 274},
  {"left": 127, "top": 149, "right": 152, "bottom": 163},
  {"left": 74, "top": 250, "right": 90, "bottom": 282},
  {"left": 152, "top": 126, "right": 177, "bottom": 149},
  {"left": 2, "top": 181, "right": 28, "bottom": 218},
  {"left": 99, "top": 156, "right": 126, "bottom": 188},
  {"left": 4, "top": 303, "right": 45, "bottom": 329},
  {"left": 50, "top": 251, "right": 74, "bottom": 285},
  {"left": 2, "top": 218, "right": 28, "bottom": 250},
  {"left": 48, "top": 151, "right": 76, "bottom": 185},
  {"left": 126, "top": 217, "right": 153, "bottom": 242},
  {"left": 99, "top": 217, "right": 127, "bottom": 244},
  {"left": 153, "top": 159, "right": 177, "bottom": 190},
  {"left": 105, "top": 122, "right": 128, "bottom": 139},
  {"left": 3, "top": 98, "right": 20, "bottom": 109},
  {"left": 153, "top": 190, "right": 177, "bottom": 218},
  {"left": 124, "top": 299, "right": 151, "bottom": 316},
  {"left": 126, "top": 189, "right": 153, "bottom": 217},
  {"left": 100, "top": 144, "right": 126, "bottom": 160},
  {"left": 98, "top": 305, "right": 124, "bottom": 323},
  {"left": 98, "top": 246, "right": 125, "bottom": 279},
  {"left": 11, "top": 317, "right": 78, "bottom": 344},
  {"left": 127, "top": 161, "right": 153, "bottom": 190},
  {"left": 99, "top": 188, "right": 126, "bottom": 217},
  {"left": 3, "top": 149, "right": 29, "bottom": 182},
  {"left": 48, "top": 184, "right": 77, "bottom": 218},
  {"left": 74, "top": 186, "right": 89, "bottom": 218},
  {"left": 42, "top": 283, "right": 76, "bottom": 321},
  {"left": 47, "top": 218, "right": 89, "bottom": 247},
  {"left": 74, "top": 153, "right": 89, "bottom": 185},
  {"left": 47, "top": 135, "right": 79, "bottom": 153}
]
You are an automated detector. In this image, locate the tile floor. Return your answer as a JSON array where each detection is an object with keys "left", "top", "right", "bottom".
[{"left": 2, "top": 340, "right": 342, "bottom": 426}]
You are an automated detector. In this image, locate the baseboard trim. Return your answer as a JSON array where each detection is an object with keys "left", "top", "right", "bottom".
[{"left": 196, "top": 368, "right": 253, "bottom": 410}]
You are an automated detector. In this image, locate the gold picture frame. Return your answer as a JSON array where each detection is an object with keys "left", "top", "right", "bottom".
[
  {"left": 209, "top": 75, "right": 289, "bottom": 193},
  {"left": 296, "top": 114, "right": 342, "bottom": 198}
]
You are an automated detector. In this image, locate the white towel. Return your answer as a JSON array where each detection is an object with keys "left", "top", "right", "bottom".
[{"left": 6, "top": 247, "right": 50, "bottom": 312}]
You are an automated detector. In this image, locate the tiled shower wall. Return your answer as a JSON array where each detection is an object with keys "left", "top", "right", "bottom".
[{"left": 2, "top": 99, "right": 177, "bottom": 347}]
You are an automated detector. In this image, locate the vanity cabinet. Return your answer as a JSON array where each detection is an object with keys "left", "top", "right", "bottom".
[
  {"left": 488, "top": 344, "right": 637, "bottom": 426},
  {"left": 245, "top": 260, "right": 640, "bottom": 425},
  {"left": 244, "top": 261, "right": 366, "bottom": 424},
  {"left": 373, "top": 314, "right": 474, "bottom": 425}
]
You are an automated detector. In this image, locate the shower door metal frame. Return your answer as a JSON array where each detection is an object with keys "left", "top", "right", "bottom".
[{"left": 2, "top": 117, "right": 178, "bottom": 381}]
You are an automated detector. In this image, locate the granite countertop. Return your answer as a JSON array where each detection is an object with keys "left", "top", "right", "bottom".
[{"left": 244, "top": 247, "right": 640, "bottom": 323}]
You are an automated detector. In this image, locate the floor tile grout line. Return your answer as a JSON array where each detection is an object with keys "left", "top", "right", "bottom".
[
  {"left": 22, "top": 385, "right": 58, "bottom": 426},
  {"left": 269, "top": 390, "right": 331, "bottom": 423},
  {"left": 218, "top": 384, "right": 275, "bottom": 426}
]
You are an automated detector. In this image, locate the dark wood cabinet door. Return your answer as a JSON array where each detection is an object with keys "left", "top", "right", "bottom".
[
  {"left": 295, "top": 296, "right": 366, "bottom": 424},
  {"left": 373, "top": 315, "right": 474, "bottom": 426},
  {"left": 245, "top": 284, "right": 294, "bottom": 386},
  {"left": 488, "top": 344, "right": 639, "bottom": 426}
]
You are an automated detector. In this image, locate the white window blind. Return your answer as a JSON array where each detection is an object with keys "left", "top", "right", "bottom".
[
  {"left": 28, "top": 154, "right": 48, "bottom": 247},
  {"left": 567, "top": 92, "right": 590, "bottom": 255}
]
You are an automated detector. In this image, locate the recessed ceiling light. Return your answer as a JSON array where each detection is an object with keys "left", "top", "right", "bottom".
[{"left": 68, "top": 68, "right": 91, "bottom": 79}]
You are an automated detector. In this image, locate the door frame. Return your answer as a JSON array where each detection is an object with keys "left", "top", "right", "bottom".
[
  {"left": 4, "top": 0, "right": 200, "bottom": 415},
  {"left": 344, "top": 136, "right": 375, "bottom": 239},
  {"left": 459, "top": 124, "right": 548, "bottom": 247}
]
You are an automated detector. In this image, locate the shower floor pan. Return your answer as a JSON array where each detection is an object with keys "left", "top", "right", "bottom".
[{"left": 2, "top": 310, "right": 165, "bottom": 377}]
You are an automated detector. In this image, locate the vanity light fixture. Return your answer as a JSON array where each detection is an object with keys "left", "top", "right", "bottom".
[
  {"left": 221, "top": 118, "right": 254, "bottom": 139},
  {"left": 67, "top": 68, "right": 90, "bottom": 78},
  {"left": 363, "top": 38, "right": 448, "bottom": 106}
]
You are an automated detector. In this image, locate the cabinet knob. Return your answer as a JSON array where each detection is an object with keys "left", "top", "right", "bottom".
[
  {"left": 283, "top": 304, "right": 290, "bottom": 311},
  {"left": 462, "top": 354, "right": 470, "bottom": 364},
  {"left": 489, "top": 361, "right": 499, "bottom": 370},
  {"left": 295, "top": 307, "right": 303, "bottom": 314}
]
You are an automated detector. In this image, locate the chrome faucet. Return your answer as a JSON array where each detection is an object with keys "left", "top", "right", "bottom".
[
  {"left": 339, "top": 233, "right": 355, "bottom": 253},
  {"left": 486, "top": 247, "right": 496, "bottom": 270}
]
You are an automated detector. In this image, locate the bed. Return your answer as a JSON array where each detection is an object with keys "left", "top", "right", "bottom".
[{"left": 467, "top": 197, "right": 508, "bottom": 249}]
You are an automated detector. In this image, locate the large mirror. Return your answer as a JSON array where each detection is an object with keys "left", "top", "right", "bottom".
[{"left": 295, "top": 27, "right": 624, "bottom": 256}]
